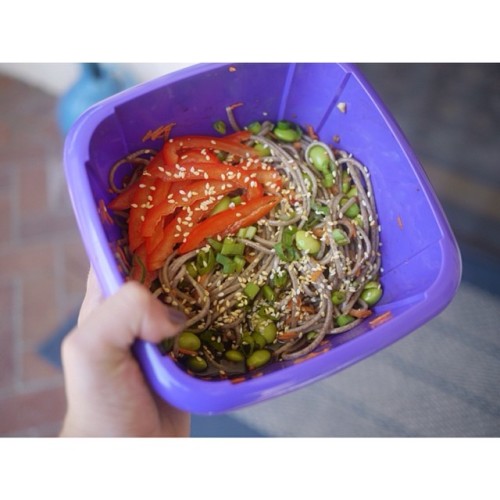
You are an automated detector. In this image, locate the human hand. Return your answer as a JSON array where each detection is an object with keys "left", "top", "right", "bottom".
[{"left": 59, "top": 269, "right": 190, "bottom": 437}]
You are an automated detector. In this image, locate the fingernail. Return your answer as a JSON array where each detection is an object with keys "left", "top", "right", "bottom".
[{"left": 165, "top": 306, "right": 187, "bottom": 329}]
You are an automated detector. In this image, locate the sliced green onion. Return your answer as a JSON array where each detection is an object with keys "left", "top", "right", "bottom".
[
  {"left": 237, "top": 225, "right": 257, "bottom": 240},
  {"left": 196, "top": 248, "right": 215, "bottom": 275},
  {"left": 216, "top": 253, "right": 236, "bottom": 274},
  {"left": 271, "top": 270, "right": 288, "bottom": 288},
  {"left": 233, "top": 255, "right": 246, "bottom": 273},
  {"left": 262, "top": 284, "right": 275, "bottom": 302},
  {"left": 243, "top": 282, "right": 260, "bottom": 300},
  {"left": 207, "top": 237, "right": 223, "bottom": 252},
  {"left": 221, "top": 237, "right": 245, "bottom": 256},
  {"left": 210, "top": 196, "right": 231, "bottom": 216},
  {"left": 186, "top": 261, "right": 198, "bottom": 279}
]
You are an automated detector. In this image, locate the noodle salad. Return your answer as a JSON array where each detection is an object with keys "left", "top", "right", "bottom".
[{"left": 107, "top": 116, "right": 383, "bottom": 379}]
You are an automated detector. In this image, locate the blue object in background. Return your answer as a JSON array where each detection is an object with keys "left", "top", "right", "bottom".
[{"left": 57, "top": 63, "right": 134, "bottom": 135}]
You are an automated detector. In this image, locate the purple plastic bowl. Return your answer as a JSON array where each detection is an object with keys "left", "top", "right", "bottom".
[{"left": 63, "top": 63, "right": 461, "bottom": 414}]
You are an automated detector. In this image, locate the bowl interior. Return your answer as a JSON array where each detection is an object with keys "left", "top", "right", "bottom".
[{"left": 65, "top": 63, "right": 461, "bottom": 413}]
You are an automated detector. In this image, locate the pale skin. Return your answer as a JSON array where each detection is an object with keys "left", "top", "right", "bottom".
[{"left": 59, "top": 269, "right": 190, "bottom": 437}]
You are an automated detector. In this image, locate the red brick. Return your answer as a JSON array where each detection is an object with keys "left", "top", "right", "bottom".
[
  {"left": 21, "top": 270, "right": 59, "bottom": 346},
  {"left": 17, "top": 164, "right": 48, "bottom": 216},
  {"left": 0, "top": 280, "right": 17, "bottom": 392},
  {"left": 21, "top": 349, "right": 63, "bottom": 387},
  {"left": 0, "top": 384, "right": 66, "bottom": 436},
  {"left": 0, "top": 240, "right": 54, "bottom": 280}
]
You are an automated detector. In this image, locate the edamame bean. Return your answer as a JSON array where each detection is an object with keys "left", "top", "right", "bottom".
[
  {"left": 331, "top": 290, "right": 346, "bottom": 305},
  {"left": 332, "top": 228, "right": 349, "bottom": 245},
  {"left": 178, "top": 331, "right": 201, "bottom": 351},
  {"left": 246, "top": 349, "right": 271, "bottom": 370},
  {"left": 360, "top": 281, "right": 383, "bottom": 305},
  {"left": 186, "top": 356, "right": 207, "bottom": 372},
  {"left": 340, "top": 197, "right": 360, "bottom": 218},
  {"left": 336, "top": 314, "right": 355, "bottom": 327},
  {"left": 247, "top": 121, "right": 262, "bottom": 134},
  {"left": 225, "top": 350, "right": 245, "bottom": 363},
  {"left": 252, "top": 332, "right": 267, "bottom": 350},
  {"left": 257, "top": 321, "right": 277, "bottom": 344},
  {"left": 295, "top": 230, "right": 321, "bottom": 254},
  {"left": 308, "top": 145, "right": 330, "bottom": 172},
  {"left": 273, "top": 127, "right": 300, "bottom": 142}
]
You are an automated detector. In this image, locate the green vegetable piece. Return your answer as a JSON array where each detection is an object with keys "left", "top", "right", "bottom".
[
  {"left": 340, "top": 197, "right": 360, "bottom": 219},
  {"left": 213, "top": 120, "right": 227, "bottom": 134},
  {"left": 178, "top": 331, "right": 201, "bottom": 351},
  {"left": 252, "top": 332, "right": 267, "bottom": 350},
  {"left": 274, "top": 127, "right": 300, "bottom": 142},
  {"left": 258, "top": 321, "right": 277, "bottom": 344},
  {"left": 196, "top": 248, "right": 215, "bottom": 275},
  {"left": 210, "top": 196, "right": 231, "bottom": 216},
  {"left": 360, "top": 281, "right": 383, "bottom": 305},
  {"left": 336, "top": 314, "right": 356, "bottom": 327},
  {"left": 306, "top": 331, "right": 318, "bottom": 341},
  {"left": 276, "top": 120, "right": 292, "bottom": 130},
  {"left": 246, "top": 121, "right": 262, "bottom": 134},
  {"left": 233, "top": 255, "right": 246, "bottom": 273},
  {"left": 243, "top": 282, "right": 260, "bottom": 300},
  {"left": 331, "top": 290, "right": 346, "bottom": 305},
  {"left": 159, "top": 337, "right": 174, "bottom": 353},
  {"left": 207, "top": 237, "right": 223, "bottom": 252},
  {"left": 346, "top": 186, "right": 358, "bottom": 198},
  {"left": 216, "top": 253, "right": 237, "bottom": 274},
  {"left": 230, "top": 195, "right": 242, "bottom": 205},
  {"left": 295, "top": 230, "right": 321, "bottom": 254},
  {"left": 308, "top": 145, "right": 330, "bottom": 172},
  {"left": 186, "top": 261, "right": 198, "bottom": 279},
  {"left": 246, "top": 349, "right": 271, "bottom": 370},
  {"left": 322, "top": 173, "right": 334, "bottom": 188},
  {"left": 186, "top": 356, "right": 208, "bottom": 372},
  {"left": 262, "top": 284, "right": 275, "bottom": 302},
  {"left": 241, "top": 334, "right": 255, "bottom": 356},
  {"left": 225, "top": 350, "right": 245, "bottom": 363},
  {"left": 271, "top": 270, "right": 288, "bottom": 288},
  {"left": 221, "top": 237, "right": 245, "bottom": 256},
  {"left": 341, "top": 172, "right": 351, "bottom": 193},
  {"left": 332, "top": 228, "right": 350, "bottom": 246},
  {"left": 238, "top": 225, "right": 257, "bottom": 240},
  {"left": 254, "top": 142, "right": 270, "bottom": 157}
]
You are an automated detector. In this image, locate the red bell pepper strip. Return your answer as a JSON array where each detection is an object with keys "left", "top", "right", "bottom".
[
  {"left": 178, "top": 195, "right": 280, "bottom": 255},
  {"left": 161, "top": 132, "right": 257, "bottom": 170},
  {"left": 142, "top": 179, "right": 240, "bottom": 238},
  {"left": 146, "top": 195, "right": 227, "bottom": 271}
]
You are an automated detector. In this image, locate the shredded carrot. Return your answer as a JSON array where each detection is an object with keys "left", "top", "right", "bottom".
[
  {"left": 98, "top": 199, "right": 114, "bottom": 225},
  {"left": 178, "top": 347, "right": 198, "bottom": 356},
  {"left": 349, "top": 308, "right": 373, "bottom": 319},
  {"left": 142, "top": 122, "right": 176, "bottom": 142},
  {"left": 292, "top": 141, "right": 302, "bottom": 151},
  {"left": 312, "top": 227, "right": 325, "bottom": 238},
  {"left": 397, "top": 215, "right": 404, "bottom": 229},
  {"left": 309, "top": 268, "right": 323, "bottom": 282},
  {"left": 306, "top": 125, "right": 319, "bottom": 140},
  {"left": 278, "top": 332, "right": 300, "bottom": 341},
  {"left": 227, "top": 101, "right": 243, "bottom": 111},
  {"left": 369, "top": 310, "right": 393, "bottom": 328},
  {"left": 230, "top": 376, "right": 247, "bottom": 385}
]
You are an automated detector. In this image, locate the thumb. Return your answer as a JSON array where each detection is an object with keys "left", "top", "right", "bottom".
[{"left": 65, "top": 281, "right": 186, "bottom": 363}]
